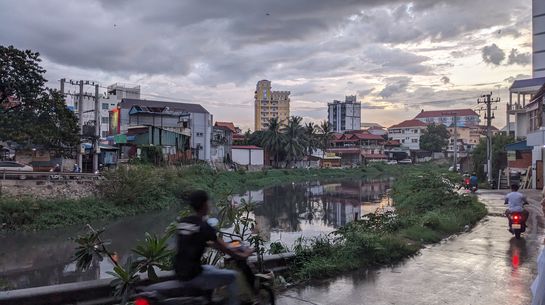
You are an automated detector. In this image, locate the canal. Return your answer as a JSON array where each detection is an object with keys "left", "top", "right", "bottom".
[{"left": 0, "top": 177, "right": 391, "bottom": 290}]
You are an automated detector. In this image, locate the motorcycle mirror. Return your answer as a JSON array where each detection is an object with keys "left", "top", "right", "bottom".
[{"left": 207, "top": 218, "right": 219, "bottom": 228}]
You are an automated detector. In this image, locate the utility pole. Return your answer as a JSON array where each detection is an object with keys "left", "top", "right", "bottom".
[
  {"left": 443, "top": 112, "right": 458, "bottom": 171},
  {"left": 478, "top": 93, "right": 500, "bottom": 185},
  {"left": 78, "top": 80, "right": 84, "bottom": 171},
  {"left": 93, "top": 84, "right": 100, "bottom": 173}
]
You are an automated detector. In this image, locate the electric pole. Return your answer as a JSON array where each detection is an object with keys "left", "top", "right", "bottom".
[
  {"left": 478, "top": 93, "right": 500, "bottom": 185},
  {"left": 443, "top": 112, "right": 458, "bottom": 171},
  {"left": 93, "top": 84, "right": 100, "bottom": 173},
  {"left": 78, "top": 80, "right": 84, "bottom": 171}
]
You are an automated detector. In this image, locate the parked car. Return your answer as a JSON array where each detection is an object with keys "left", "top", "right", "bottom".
[
  {"left": 0, "top": 161, "right": 33, "bottom": 179},
  {"left": 398, "top": 159, "right": 413, "bottom": 165},
  {"left": 386, "top": 160, "right": 398, "bottom": 165}
]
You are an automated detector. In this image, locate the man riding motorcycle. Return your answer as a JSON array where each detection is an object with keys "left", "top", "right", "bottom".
[
  {"left": 505, "top": 184, "right": 529, "bottom": 231},
  {"left": 174, "top": 190, "right": 252, "bottom": 305}
]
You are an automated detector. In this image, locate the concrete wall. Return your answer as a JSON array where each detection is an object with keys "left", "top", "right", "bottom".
[
  {"left": 534, "top": 0, "right": 545, "bottom": 77},
  {"left": 232, "top": 148, "right": 264, "bottom": 166}
]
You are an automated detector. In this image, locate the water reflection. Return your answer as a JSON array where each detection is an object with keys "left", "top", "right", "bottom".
[
  {"left": 0, "top": 178, "right": 391, "bottom": 290},
  {"left": 235, "top": 178, "right": 392, "bottom": 247}
]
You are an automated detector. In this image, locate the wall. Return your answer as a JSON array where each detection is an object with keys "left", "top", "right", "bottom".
[
  {"left": 508, "top": 151, "right": 532, "bottom": 169},
  {"left": 190, "top": 112, "right": 212, "bottom": 161},
  {"left": 388, "top": 127, "right": 423, "bottom": 150},
  {"left": 232, "top": 148, "right": 264, "bottom": 166},
  {"left": 534, "top": 0, "right": 545, "bottom": 77},
  {"left": 0, "top": 180, "right": 97, "bottom": 199}
]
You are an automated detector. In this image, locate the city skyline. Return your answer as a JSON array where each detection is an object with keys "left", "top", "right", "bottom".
[{"left": 0, "top": 0, "right": 532, "bottom": 130}]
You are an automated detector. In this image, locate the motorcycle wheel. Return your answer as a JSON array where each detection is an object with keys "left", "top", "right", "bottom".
[
  {"left": 515, "top": 230, "right": 521, "bottom": 239},
  {"left": 255, "top": 286, "right": 275, "bottom": 305}
]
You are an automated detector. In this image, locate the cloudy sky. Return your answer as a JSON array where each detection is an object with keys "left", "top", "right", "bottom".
[{"left": 0, "top": 0, "right": 533, "bottom": 130}]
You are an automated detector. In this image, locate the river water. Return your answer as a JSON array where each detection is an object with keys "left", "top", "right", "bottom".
[{"left": 0, "top": 177, "right": 391, "bottom": 290}]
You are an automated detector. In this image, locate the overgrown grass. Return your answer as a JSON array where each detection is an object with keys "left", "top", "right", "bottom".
[
  {"left": 285, "top": 165, "right": 487, "bottom": 280},
  {"left": 0, "top": 164, "right": 389, "bottom": 231}
]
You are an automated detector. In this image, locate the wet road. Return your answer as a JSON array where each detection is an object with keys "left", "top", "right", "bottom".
[{"left": 278, "top": 190, "right": 545, "bottom": 305}]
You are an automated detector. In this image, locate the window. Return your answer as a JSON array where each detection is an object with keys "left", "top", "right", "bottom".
[
  {"left": 101, "top": 117, "right": 109, "bottom": 124},
  {"left": 402, "top": 139, "right": 405, "bottom": 143},
  {"left": 102, "top": 131, "right": 109, "bottom": 138},
  {"left": 102, "top": 103, "right": 109, "bottom": 110},
  {"left": 412, "top": 139, "right": 418, "bottom": 143},
  {"left": 196, "top": 132, "right": 204, "bottom": 137}
]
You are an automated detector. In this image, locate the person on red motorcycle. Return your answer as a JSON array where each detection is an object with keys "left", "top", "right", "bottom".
[
  {"left": 505, "top": 184, "right": 529, "bottom": 230},
  {"left": 174, "top": 190, "right": 252, "bottom": 305}
]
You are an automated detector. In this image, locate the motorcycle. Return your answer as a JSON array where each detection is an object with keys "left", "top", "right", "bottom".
[
  {"left": 470, "top": 185, "right": 478, "bottom": 194},
  {"left": 507, "top": 211, "right": 527, "bottom": 239},
  {"left": 133, "top": 219, "right": 275, "bottom": 305}
]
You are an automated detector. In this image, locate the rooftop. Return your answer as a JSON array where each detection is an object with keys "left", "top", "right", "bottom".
[
  {"left": 120, "top": 98, "right": 209, "bottom": 114},
  {"left": 389, "top": 119, "right": 428, "bottom": 129},
  {"left": 214, "top": 121, "right": 237, "bottom": 133},
  {"left": 510, "top": 77, "right": 545, "bottom": 91},
  {"left": 232, "top": 145, "right": 263, "bottom": 150},
  {"left": 414, "top": 109, "right": 478, "bottom": 119}
]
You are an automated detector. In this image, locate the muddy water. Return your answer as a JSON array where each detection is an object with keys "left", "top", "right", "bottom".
[{"left": 0, "top": 177, "right": 391, "bottom": 290}]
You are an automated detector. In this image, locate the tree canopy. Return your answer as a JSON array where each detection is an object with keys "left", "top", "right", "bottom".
[
  {"left": 420, "top": 124, "right": 450, "bottom": 152},
  {"left": 472, "top": 133, "right": 515, "bottom": 181},
  {"left": 0, "top": 45, "right": 79, "bottom": 152}
]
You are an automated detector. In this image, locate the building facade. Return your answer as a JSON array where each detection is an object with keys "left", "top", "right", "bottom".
[
  {"left": 116, "top": 98, "right": 213, "bottom": 161},
  {"left": 414, "top": 109, "right": 480, "bottom": 127},
  {"left": 535, "top": 0, "right": 545, "bottom": 77},
  {"left": 328, "top": 96, "right": 361, "bottom": 133},
  {"left": 211, "top": 122, "right": 236, "bottom": 163},
  {"left": 254, "top": 80, "right": 290, "bottom": 131},
  {"left": 327, "top": 131, "right": 386, "bottom": 165},
  {"left": 388, "top": 120, "right": 428, "bottom": 150}
]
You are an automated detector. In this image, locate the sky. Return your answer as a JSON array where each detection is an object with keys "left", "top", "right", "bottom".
[{"left": 0, "top": 0, "right": 534, "bottom": 130}]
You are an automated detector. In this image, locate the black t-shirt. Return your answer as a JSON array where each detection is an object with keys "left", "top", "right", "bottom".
[{"left": 174, "top": 215, "right": 217, "bottom": 281}]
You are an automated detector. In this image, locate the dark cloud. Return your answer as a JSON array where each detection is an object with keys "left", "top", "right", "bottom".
[
  {"left": 379, "top": 77, "right": 411, "bottom": 98},
  {"left": 507, "top": 48, "right": 531, "bottom": 65},
  {"left": 361, "top": 102, "right": 386, "bottom": 109},
  {"left": 450, "top": 51, "right": 466, "bottom": 58},
  {"left": 504, "top": 74, "right": 531, "bottom": 83},
  {"left": 363, "top": 45, "right": 431, "bottom": 75},
  {"left": 482, "top": 44, "right": 505, "bottom": 65},
  {"left": 357, "top": 88, "right": 375, "bottom": 98},
  {"left": 440, "top": 76, "right": 450, "bottom": 84}
]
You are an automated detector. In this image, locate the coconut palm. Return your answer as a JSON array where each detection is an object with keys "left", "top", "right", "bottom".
[
  {"left": 282, "top": 116, "right": 306, "bottom": 167},
  {"left": 260, "top": 117, "right": 286, "bottom": 168},
  {"left": 304, "top": 122, "right": 318, "bottom": 166},
  {"left": 317, "top": 120, "right": 333, "bottom": 162}
]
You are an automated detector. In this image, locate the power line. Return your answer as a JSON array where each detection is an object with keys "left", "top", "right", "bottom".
[{"left": 477, "top": 92, "right": 500, "bottom": 184}]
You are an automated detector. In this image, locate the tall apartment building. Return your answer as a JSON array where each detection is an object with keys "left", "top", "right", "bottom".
[
  {"left": 254, "top": 80, "right": 290, "bottom": 131},
  {"left": 327, "top": 95, "right": 361, "bottom": 133},
  {"left": 534, "top": 0, "right": 545, "bottom": 77}
]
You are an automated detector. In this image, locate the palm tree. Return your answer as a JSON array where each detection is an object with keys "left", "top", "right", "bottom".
[
  {"left": 260, "top": 117, "right": 286, "bottom": 168},
  {"left": 317, "top": 121, "right": 333, "bottom": 164},
  {"left": 304, "top": 122, "right": 318, "bottom": 166},
  {"left": 282, "top": 116, "right": 306, "bottom": 167}
]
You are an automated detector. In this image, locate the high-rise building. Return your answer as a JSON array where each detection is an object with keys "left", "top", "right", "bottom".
[
  {"left": 254, "top": 80, "right": 290, "bottom": 131},
  {"left": 534, "top": 0, "right": 545, "bottom": 77},
  {"left": 327, "top": 95, "right": 361, "bottom": 133}
]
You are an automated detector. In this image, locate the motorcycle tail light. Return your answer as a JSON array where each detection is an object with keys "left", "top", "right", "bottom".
[{"left": 134, "top": 297, "right": 150, "bottom": 305}]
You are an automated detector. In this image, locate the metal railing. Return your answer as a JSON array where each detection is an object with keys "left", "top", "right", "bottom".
[{"left": 0, "top": 170, "right": 103, "bottom": 181}]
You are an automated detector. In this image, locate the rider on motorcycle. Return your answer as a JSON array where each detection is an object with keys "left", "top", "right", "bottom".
[
  {"left": 505, "top": 184, "right": 529, "bottom": 228},
  {"left": 469, "top": 172, "right": 478, "bottom": 189},
  {"left": 174, "top": 190, "right": 252, "bottom": 305}
]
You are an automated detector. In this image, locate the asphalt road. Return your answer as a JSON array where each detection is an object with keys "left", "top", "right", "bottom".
[{"left": 277, "top": 190, "right": 545, "bottom": 305}]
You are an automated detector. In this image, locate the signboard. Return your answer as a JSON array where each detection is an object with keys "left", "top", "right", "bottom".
[
  {"left": 109, "top": 108, "right": 120, "bottom": 135},
  {"left": 114, "top": 134, "right": 127, "bottom": 144}
]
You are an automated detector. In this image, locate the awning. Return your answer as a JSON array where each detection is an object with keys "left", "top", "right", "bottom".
[{"left": 505, "top": 140, "right": 532, "bottom": 151}]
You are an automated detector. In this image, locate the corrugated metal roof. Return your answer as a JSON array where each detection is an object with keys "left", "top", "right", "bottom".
[
  {"left": 510, "top": 77, "right": 545, "bottom": 90},
  {"left": 505, "top": 140, "right": 532, "bottom": 151},
  {"left": 120, "top": 98, "right": 209, "bottom": 114}
]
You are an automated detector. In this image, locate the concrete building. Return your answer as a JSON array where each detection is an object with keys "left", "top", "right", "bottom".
[
  {"left": 116, "top": 98, "right": 212, "bottom": 161},
  {"left": 232, "top": 146, "right": 264, "bottom": 166},
  {"left": 534, "top": 0, "right": 545, "bottom": 77},
  {"left": 414, "top": 109, "right": 480, "bottom": 127},
  {"left": 211, "top": 122, "right": 236, "bottom": 163},
  {"left": 328, "top": 96, "right": 361, "bottom": 133},
  {"left": 254, "top": 80, "right": 290, "bottom": 131},
  {"left": 446, "top": 126, "right": 482, "bottom": 152},
  {"left": 388, "top": 119, "right": 428, "bottom": 150},
  {"left": 327, "top": 131, "right": 386, "bottom": 165}
]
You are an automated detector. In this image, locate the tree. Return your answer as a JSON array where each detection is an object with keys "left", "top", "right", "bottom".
[
  {"left": 282, "top": 116, "right": 305, "bottom": 166},
  {"left": 260, "top": 117, "right": 286, "bottom": 168},
  {"left": 420, "top": 124, "right": 450, "bottom": 152},
  {"left": 317, "top": 121, "right": 333, "bottom": 161},
  {"left": 304, "top": 122, "right": 318, "bottom": 156},
  {"left": 472, "top": 133, "right": 515, "bottom": 182},
  {"left": 0, "top": 45, "right": 79, "bottom": 153}
]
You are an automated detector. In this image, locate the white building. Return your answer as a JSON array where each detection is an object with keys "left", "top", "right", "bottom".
[
  {"left": 534, "top": 0, "right": 545, "bottom": 77},
  {"left": 414, "top": 109, "right": 480, "bottom": 127},
  {"left": 388, "top": 119, "right": 428, "bottom": 150},
  {"left": 232, "top": 146, "right": 264, "bottom": 166},
  {"left": 118, "top": 98, "right": 213, "bottom": 161},
  {"left": 328, "top": 95, "right": 361, "bottom": 133}
]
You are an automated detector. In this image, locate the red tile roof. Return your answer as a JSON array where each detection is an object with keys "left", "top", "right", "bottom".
[
  {"left": 414, "top": 109, "right": 478, "bottom": 119},
  {"left": 232, "top": 145, "right": 263, "bottom": 150},
  {"left": 353, "top": 133, "right": 384, "bottom": 140},
  {"left": 389, "top": 119, "right": 428, "bottom": 129},
  {"left": 214, "top": 121, "right": 237, "bottom": 133}
]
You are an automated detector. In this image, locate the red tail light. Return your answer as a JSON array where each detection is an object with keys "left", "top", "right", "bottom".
[
  {"left": 134, "top": 297, "right": 150, "bottom": 305},
  {"left": 512, "top": 213, "right": 521, "bottom": 223}
]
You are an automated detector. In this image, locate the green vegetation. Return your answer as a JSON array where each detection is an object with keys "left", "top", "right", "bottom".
[
  {"left": 419, "top": 124, "right": 450, "bottom": 152},
  {"left": 0, "top": 164, "right": 389, "bottom": 231},
  {"left": 472, "top": 133, "right": 516, "bottom": 182},
  {"left": 284, "top": 165, "right": 486, "bottom": 280}
]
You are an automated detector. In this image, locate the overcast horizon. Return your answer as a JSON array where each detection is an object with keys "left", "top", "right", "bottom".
[{"left": 0, "top": 0, "right": 533, "bottom": 130}]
